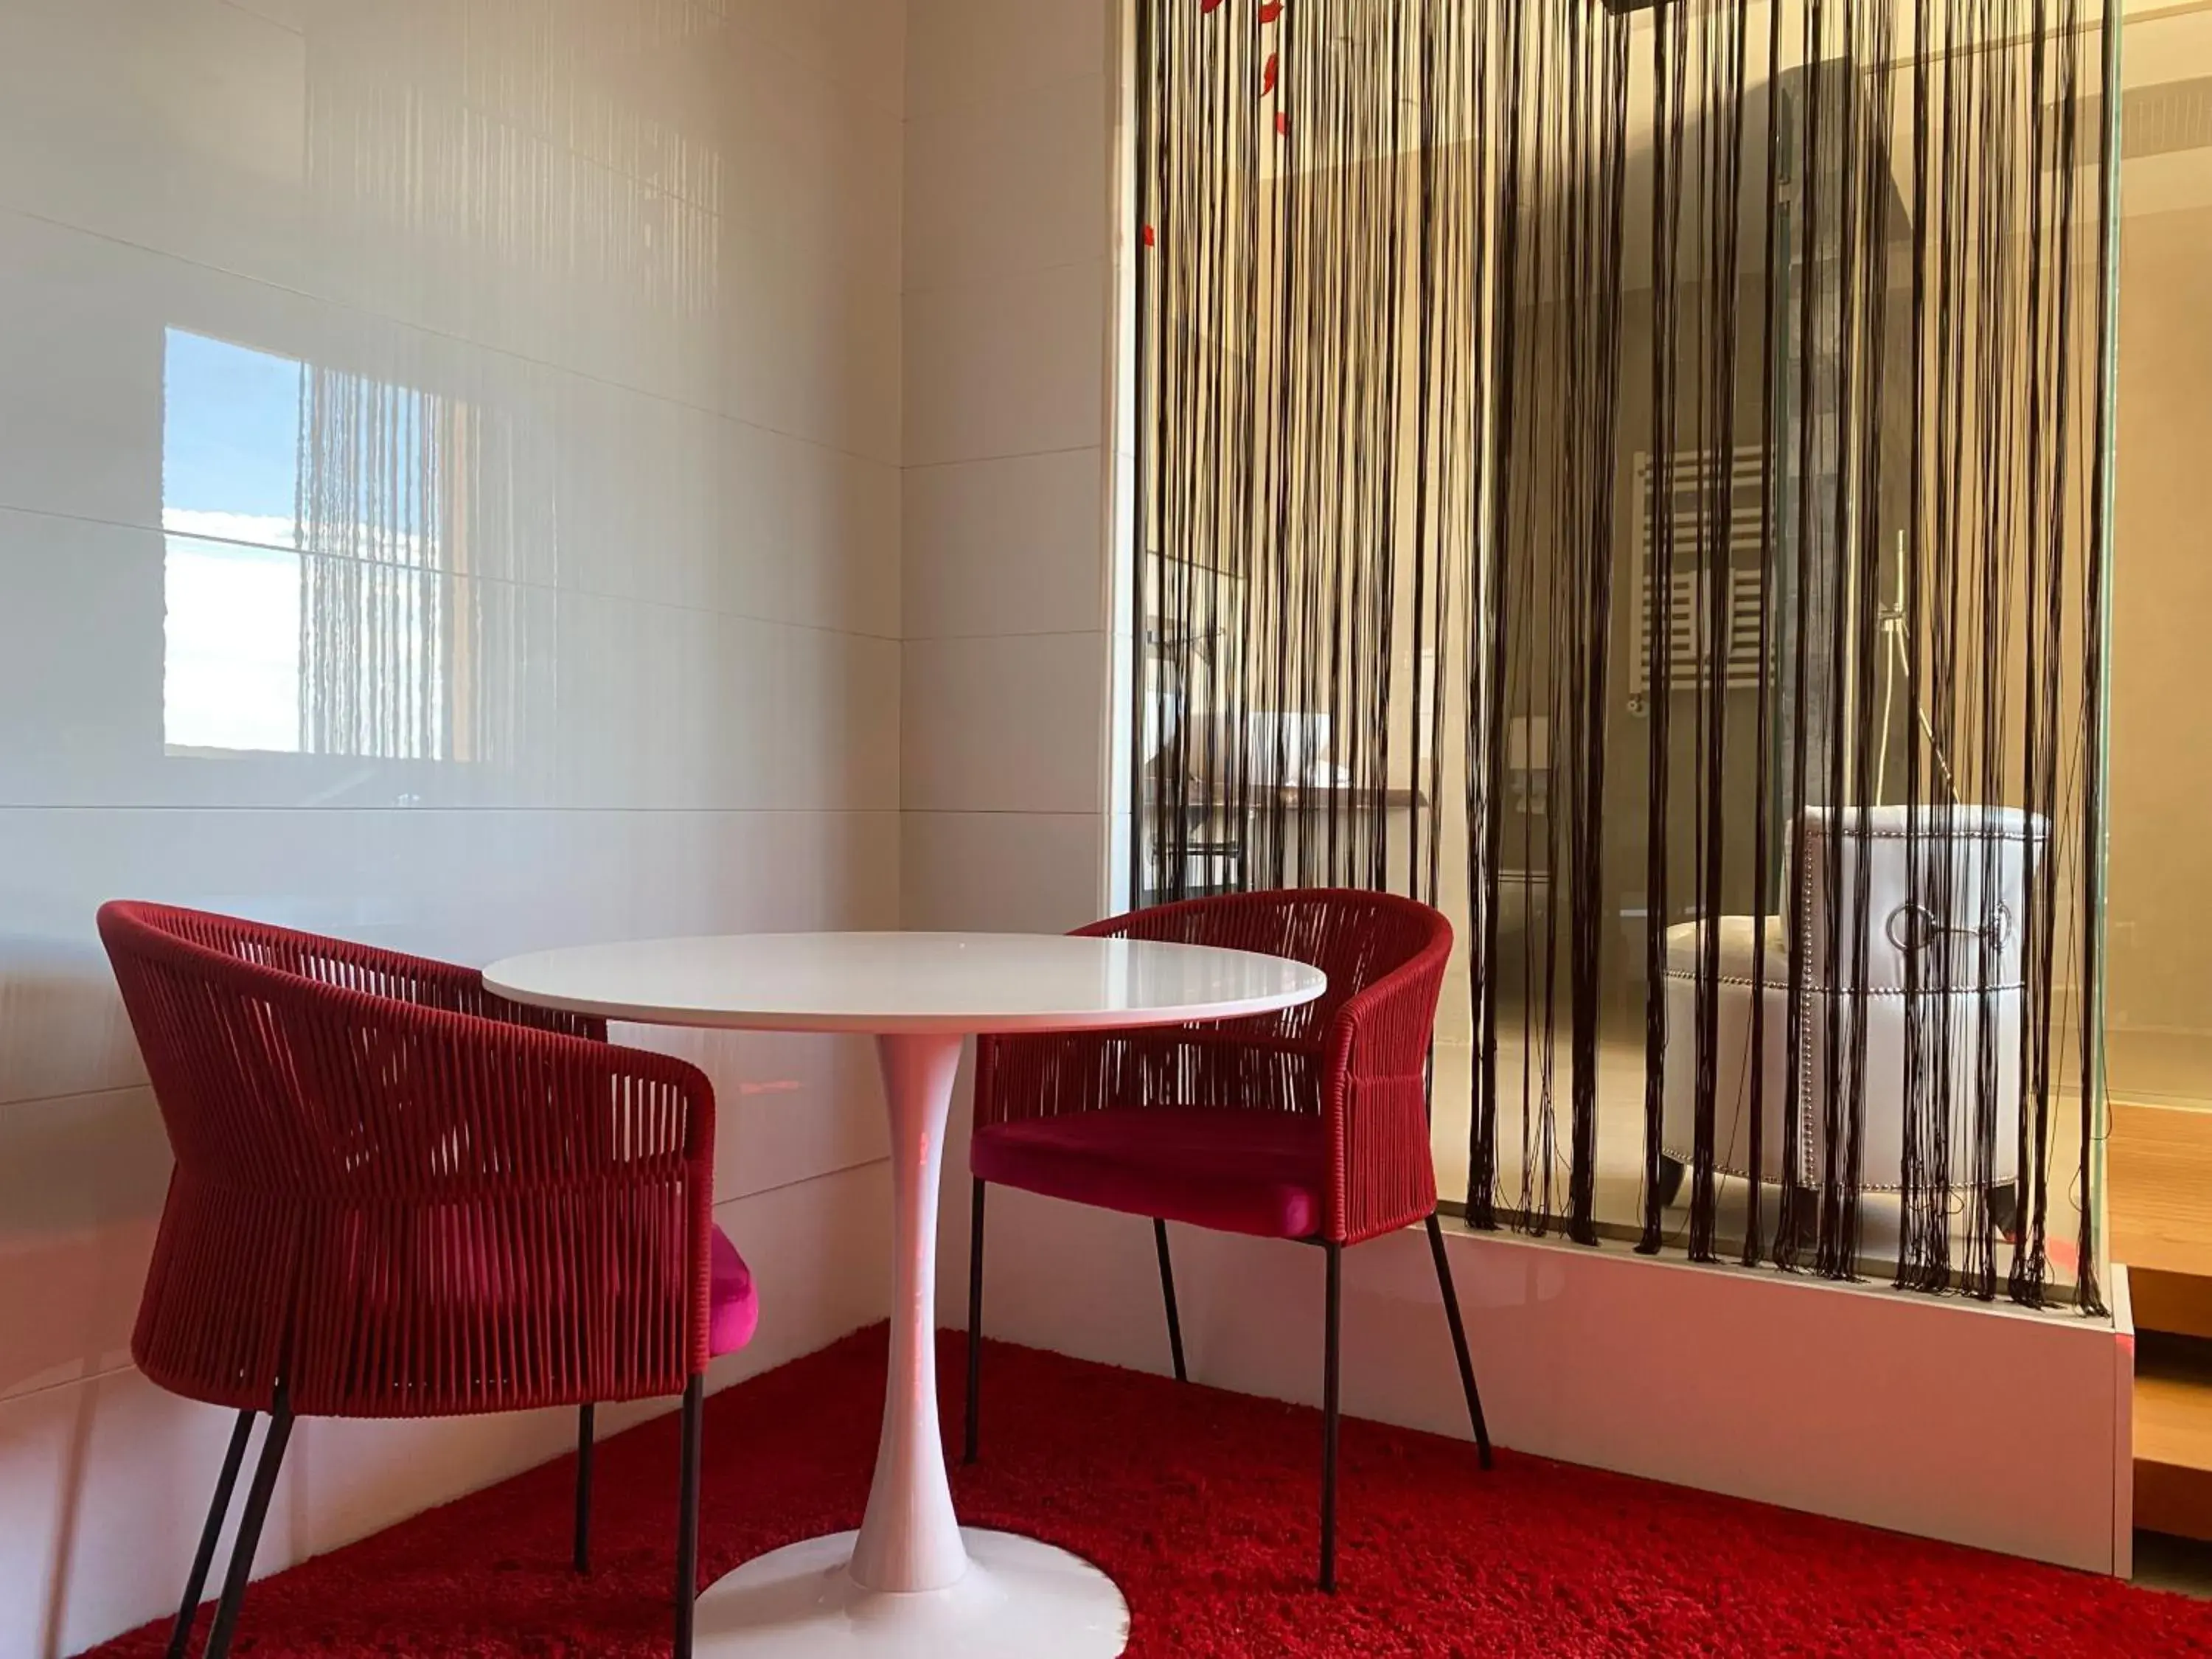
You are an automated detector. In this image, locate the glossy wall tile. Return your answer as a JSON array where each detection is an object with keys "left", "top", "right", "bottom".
[
  {"left": 898, "top": 0, "right": 1114, "bottom": 930},
  {"left": 897, "top": 0, "right": 1119, "bottom": 1388},
  {"left": 0, "top": 4, "right": 904, "bottom": 1655}
]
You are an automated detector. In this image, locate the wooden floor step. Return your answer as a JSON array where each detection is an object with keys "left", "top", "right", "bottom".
[
  {"left": 2135, "top": 1270, "right": 2212, "bottom": 1344},
  {"left": 2138, "top": 1337, "right": 2212, "bottom": 1543},
  {"left": 2112, "top": 1101, "right": 2212, "bottom": 1343},
  {"left": 2115, "top": 1103, "right": 2212, "bottom": 1539},
  {"left": 2112, "top": 1102, "right": 2212, "bottom": 1291}
]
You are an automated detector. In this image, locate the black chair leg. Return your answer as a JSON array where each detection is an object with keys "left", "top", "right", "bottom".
[
  {"left": 202, "top": 1388, "right": 293, "bottom": 1659},
  {"left": 1425, "top": 1212, "right": 1493, "bottom": 1468},
  {"left": 574, "top": 1403, "right": 596, "bottom": 1574},
  {"left": 166, "top": 1408, "right": 257, "bottom": 1659},
  {"left": 1153, "top": 1218, "right": 1188, "bottom": 1382},
  {"left": 1319, "top": 1241, "right": 1343, "bottom": 1593},
  {"left": 675, "top": 1375, "right": 703, "bottom": 1659},
  {"left": 964, "top": 1178, "right": 985, "bottom": 1466}
]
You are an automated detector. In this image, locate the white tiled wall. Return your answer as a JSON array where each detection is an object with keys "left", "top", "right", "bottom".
[
  {"left": 898, "top": 1, "right": 1124, "bottom": 1408},
  {"left": 0, "top": 3, "right": 904, "bottom": 1655},
  {"left": 900, "top": 0, "right": 1117, "bottom": 942}
]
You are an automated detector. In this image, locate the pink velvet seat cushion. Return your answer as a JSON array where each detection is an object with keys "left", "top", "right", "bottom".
[
  {"left": 708, "top": 1225, "right": 759, "bottom": 1356},
  {"left": 970, "top": 1107, "right": 1325, "bottom": 1240}
]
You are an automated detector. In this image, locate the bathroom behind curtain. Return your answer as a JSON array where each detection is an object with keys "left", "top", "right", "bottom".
[{"left": 1131, "top": 0, "right": 2113, "bottom": 1309}]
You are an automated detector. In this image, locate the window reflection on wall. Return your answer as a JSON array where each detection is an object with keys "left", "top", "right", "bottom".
[
  {"left": 161, "top": 327, "right": 499, "bottom": 765},
  {"left": 161, "top": 330, "right": 305, "bottom": 753},
  {"left": 163, "top": 539, "right": 305, "bottom": 754}
]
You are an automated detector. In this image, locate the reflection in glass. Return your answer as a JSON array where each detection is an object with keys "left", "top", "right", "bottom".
[
  {"left": 302, "top": 4, "right": 724, "bottom": 337},
  {"left": 2106, "top": 11, "right": 2212, "bottom": 1111},
  {"left": 1131, "top": 1, "right": 2112, "bottom": 1305},
  {"left": 294, "top": 355, "right": 457, "bottom": 761},
  {"left": 162, "top": 538, "right": 303, "bottom": 754},
  {"left": 161, "top": 328, "right": 512, "bottom": 765},
  {"left": 162, "top": 330, "right": 305, "bottom": 754}
]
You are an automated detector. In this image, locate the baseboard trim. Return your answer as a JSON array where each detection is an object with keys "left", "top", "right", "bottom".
[{"left": 953, "top": 1192, "right": 2132, "bottom": 1575}]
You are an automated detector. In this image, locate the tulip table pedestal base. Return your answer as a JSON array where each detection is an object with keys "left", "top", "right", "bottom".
[
  {"left": 697, "top": 1032, "right": 1130, "bottom": 1657},
  {"left": 481, "top": 934, "right": 1322, "bottom": 1659},
  {"left": 691, "top": 1528, "right": 1128, "bottom": 1657}
]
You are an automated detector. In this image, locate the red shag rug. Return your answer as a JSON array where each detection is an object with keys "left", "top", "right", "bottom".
[{"left": 93, "top": 1326, "right": 2211, "bottom": 1658}]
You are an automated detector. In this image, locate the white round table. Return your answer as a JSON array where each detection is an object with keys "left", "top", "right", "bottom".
[{"left": 482, "top": 931, "right": 1326, "bottom": 1658}]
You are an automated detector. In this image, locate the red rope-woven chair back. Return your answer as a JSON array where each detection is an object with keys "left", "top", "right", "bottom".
[
  {"left": 975, "top": 889, "right": 1453, "bottom": 1243},
  {"left": 99, "top": 901, "right": 717, "bottom": 1418},
  {"left": 1079, "top": 888, "right": 1446, "bottom": 1051}
]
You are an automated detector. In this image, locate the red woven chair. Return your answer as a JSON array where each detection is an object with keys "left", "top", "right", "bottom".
[
  {"left": 97, "top": 902, "right": 757, "bottom": 1659},
  {"left": 964, "top": 888, "right": 1489, "bottom": 1591}
]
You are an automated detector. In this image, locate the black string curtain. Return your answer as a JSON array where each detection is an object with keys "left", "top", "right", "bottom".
[{"left": 1132, "top": 0, "right": 2112, "bottom": 1310}]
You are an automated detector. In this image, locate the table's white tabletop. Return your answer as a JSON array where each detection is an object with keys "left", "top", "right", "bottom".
[{"left": 481, "top": 930, "right": 1326, "bottom": 1035}]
